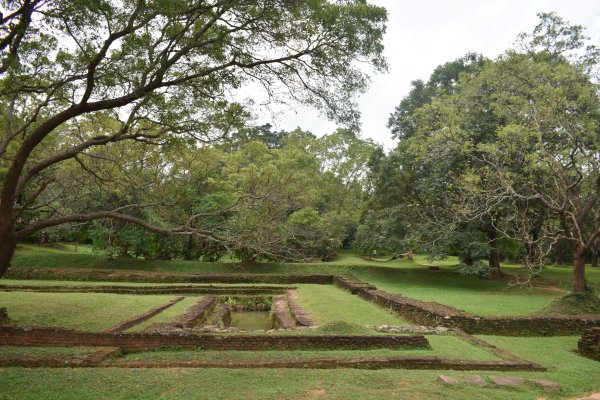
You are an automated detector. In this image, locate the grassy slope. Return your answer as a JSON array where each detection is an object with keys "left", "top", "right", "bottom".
[{"left": 0, "top": 292, "right": 187, "bottom": 331}]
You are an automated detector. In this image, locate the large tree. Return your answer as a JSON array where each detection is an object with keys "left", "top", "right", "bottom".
[
  {"left": 0, "top": 0, "right": 387, "bottom": 275},
  {"left": 397, "top": 13, "right": 600, "bottom": 292},
  {"left": 360, "top": 53, "right": 499, "bottom": 272}
]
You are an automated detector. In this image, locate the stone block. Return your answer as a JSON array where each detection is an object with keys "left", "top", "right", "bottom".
[
  {"left": 462, "top": 375, "right": 487, "bottom": 387},
  {"left": 437, "top": 375, "right": 458, "bottom": 385},
  {"left": 529, "top": 379, "right": 561, "bottom": 392},
  {"left": 489, "top": 376, "right": 525, "bottom": 387}
]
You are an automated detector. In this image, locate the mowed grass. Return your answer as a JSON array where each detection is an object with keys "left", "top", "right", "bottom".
[
  {"left": 295, "top": 284, "right": 410, "bottom": 326},
  {"left": 0, "top": 292, "right": 187, "bottom": 331},
  {"left": 127, "top": 296, "right": 200, "bottom": 332},
  {"left": 1, "top": 336, "right": 599, "bottom": 400},
  {"left": 352, "top": 265, "right": 560, "bottom": 316}
]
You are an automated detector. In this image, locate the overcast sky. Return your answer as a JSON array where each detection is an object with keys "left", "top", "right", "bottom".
[{"left": 258, "top": 0, "right": 600, "bottom": 150}]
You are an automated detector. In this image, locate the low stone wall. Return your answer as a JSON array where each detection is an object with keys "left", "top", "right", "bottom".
[
  {"left": 110, "top": 357, "right": 543, "bottom": 371},
  {"left": 578, "top": 327, "right": 600, "bottom": 361},
  {"left": 333, "top": 275, "right": 377, "bottom": 294},
  {"left": 207, "top": 303, "right": 232, "bottom": 328},
  {"left": 171, "top": 296, "right": 217, "bottom": 328},
  {"left": 0, "top": 284, "right": 292, "bottom": 296},
  {"left": 5, "top": 268, "right": 334, "bottom": 284},
  {"left": 286, "top": 290, "right": 315, "bottom": 327},
  {"left": 0, "top": 326, "right": 429, "bottom": 352},
  {"left": 340, "top": 277, "right": 600, "bottom": 336},
  {"left": 271, "top": 295, "right": 297, "bottom": 329}
]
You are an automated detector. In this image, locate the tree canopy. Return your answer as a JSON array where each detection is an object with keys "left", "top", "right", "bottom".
[
  {"left": 362, "top": 12, "right": 600, "bottom": 291},
  {"left": 0, "top": 0, "right": 387, "bottom": 274}
]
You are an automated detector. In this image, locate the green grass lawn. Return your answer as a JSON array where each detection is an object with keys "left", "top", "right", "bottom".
[
  {"left": 295, "top": 284, "right": 411, "bottom": 326},
  {"left": 127, "top": 296, "right": 201, "bottom": 332},
  {"left": 0, "top": 292, "right": 188, "bottom": 331},
  {"left": 1, "top": 245, "right": 599, "bottom": 399},
  {"left": 0, "top": 336, "right": 598, "bottom": 400},
  {"left": 350, "top": 266, "right": 560, "bottom": 316},
  {"left": 7, "top": 244, "right": 600, "bottom": 317}
]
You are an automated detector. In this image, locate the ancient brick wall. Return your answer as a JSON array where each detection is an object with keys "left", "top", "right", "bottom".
[
  {"left": 0, "top": 326, "right": 429, "bottom": 351},
  {"left": 6, "top": 268, "right": 335, "bottom": 284},
  {"left": 171, "top": 296, "right": 217, "bottom": 328},
  {"left": 271, "top": 295, "right": 297, "bottom": 329},
  {"left": 578, "top": 327, "right": 600, "bottom": 361},
  {"left": 207, "top": 303, "right": 232, "bottom": 327},
  {"left": 286, "top": 290, "right": 315, "bottom": 327},
  {"left": 0, "top": 284, "right": 291, "bottom": 295}
]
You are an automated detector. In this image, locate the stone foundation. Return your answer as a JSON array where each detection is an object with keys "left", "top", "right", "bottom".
[
  {"left": 5, "top": 268, "right": 335, "bottom": 284},
  {"left": 271, "top": 295, "right": 297, "bottom": 329},
  {"left": 0, "top": 284, "right": 293, "bottom": 296},
  {"left": 170, "top": 296, "right": 217, "bottom": 328},
  {"left": 286, "top": 290, "right": 315, "bottom": 326},
  {"left": 207, "top": 303, "right": 232, "bottom": 328},
  {"left": 0, "top": 326, "right": 429, "bottom": 352},
  {"left": 578, "top": 327, "right": 600, "bottom": 361}
]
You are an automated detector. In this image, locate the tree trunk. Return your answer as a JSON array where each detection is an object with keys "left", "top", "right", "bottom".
[
  {"left": 553, "top": 241, "right": 566, "bottom": 265},
  {"left": 0, "top": 228, "right": 17, "bottom": 277},
  {"left": 488, "top": 228, "right": 502, "bottom": 279},
  {"left": 572, "top": 249, "right": 587, "bottom": 293},
  {"left": 592, "top": 251, "right": 598, "bottom": 267}
]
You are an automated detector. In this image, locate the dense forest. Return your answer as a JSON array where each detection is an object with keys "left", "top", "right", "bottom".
[{"left": 1, "top": 2, "right": 599, "bottom": 295}]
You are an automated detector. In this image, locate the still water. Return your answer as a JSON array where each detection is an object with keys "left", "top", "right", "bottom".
[{"left": 229, "top": 311, "right": 273, "bottom": 331}]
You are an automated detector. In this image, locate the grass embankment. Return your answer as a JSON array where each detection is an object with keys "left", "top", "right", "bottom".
[{"left": 0, "top": 292, "right": 195, "bottom": 331}]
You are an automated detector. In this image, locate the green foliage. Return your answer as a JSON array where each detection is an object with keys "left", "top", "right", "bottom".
[
  {"left": 456, "top": 260, "right": 490, "bottom": 278},
  {"left": 362, "top": 13, "right": 600, "bottom": 291},
  {"left": 0, "top": 0, "right": 388, "bottom": 275}
]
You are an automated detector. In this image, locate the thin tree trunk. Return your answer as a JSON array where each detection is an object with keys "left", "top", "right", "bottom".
[
  {"left": 553, "top": 241, "right": 566, "bottom": 265},
  {"left": 488, "top": 228, "right": 502, "bottom": 278},
  {"left": 592, "top": 249, "right": 599, "bottom": 267},
  {"left": 0, "top": 227, "right": 17, "bottom": 277},
  {"left": 572, "top": 249, "right": 587, "bottom": 293}
]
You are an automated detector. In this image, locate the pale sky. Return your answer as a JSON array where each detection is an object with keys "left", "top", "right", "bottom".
[{"left": 259, "top": 0, "right": 600, "bottom": 150}]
